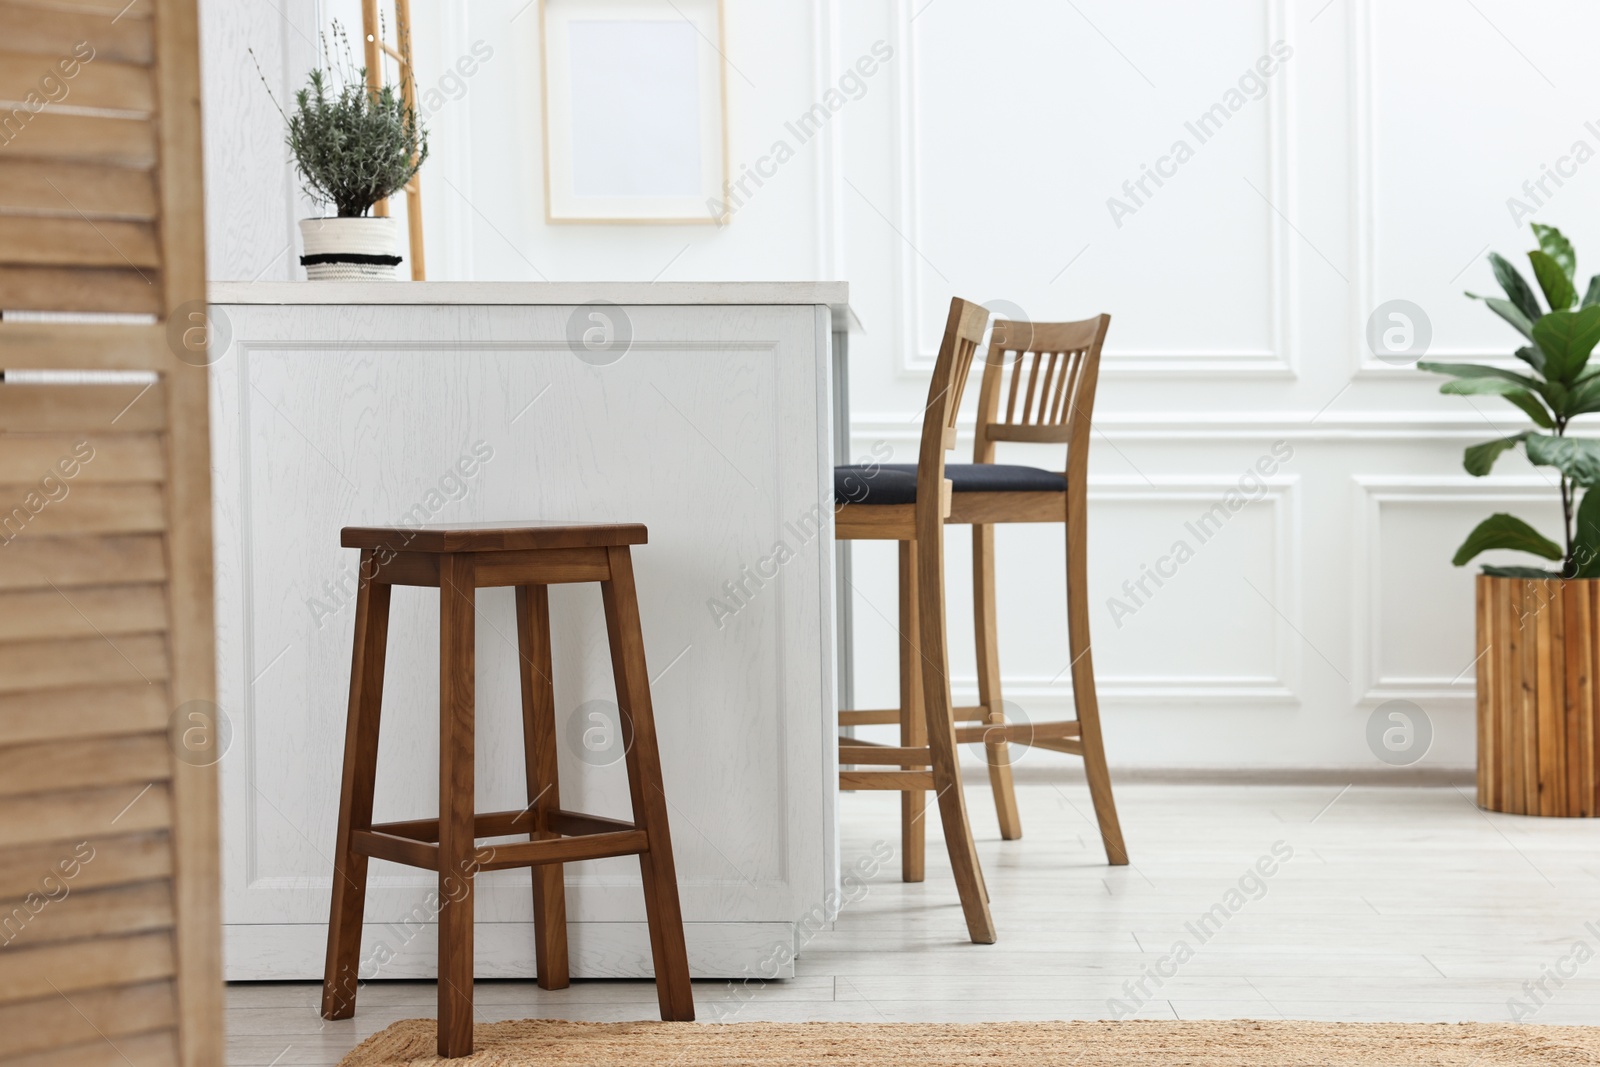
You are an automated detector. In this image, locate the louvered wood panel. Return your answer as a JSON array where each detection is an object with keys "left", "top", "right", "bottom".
[
  {"left": 0, "top": 534, "right": 167, "bottom": 591},
  {"left": 0, "top": 159, "right": 160, "bottom": 220},
  {"left": 0, "top": 51, "right": 154, "bottom": 111},
  {"left": 0, "top": 633, "right": 169, "bottom": 693},
  {"left": 0, "top": 879, "right": 173, "bottom": 950},
  {"left": 0, "top": 783, "right": 173, "bottom": 849},
  {"left": 0, "top": 324, "right": 168, "bottom": 370},
  {"left": 0, "top": 0, "right": 219, "bottom": 1060},
  {"left": 0, "top": 1029, "right": 179, "bottom": 1067},
  {"left": 0, "top": 584, "right": 167, "bottom": 641},
  {"left": 0, "top": 733, "right": 171, "bottom": 797},
  {"left": 0, "top": 113, "right": 155, "bottom": 166},
  {"left": 0, "top": 685, "right": 169, "bottom": 745},
  {"left": 0, "top": 383, "right": 166, "bottom": 432},
  {"left": 0, "top": 217, "right": 162, "bottom": 269},
  {"left": 0, "top": 831, "right": 171, "bottom": 899},
  {"left": 0, "top": 929, "right": 175, "bottom": 1003},
  {"left": 1, "top": 0, "right": 153, "bottom": 17},
  {"left": 0, "top": 3, "right": 155, "bottom": 65},
  {"left": 0, "top": 981, "right": 175, "bottom": 1061},
  {"left": 0, "top": 265, "right": 162, "bottom": 313},
  {"left": 0, "top": 434, "right": 165, "bottom": 483}
]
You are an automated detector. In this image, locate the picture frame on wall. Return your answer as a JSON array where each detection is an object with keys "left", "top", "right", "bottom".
[{"left": 540, "top": 0, "right": 730, "bottom": 224}]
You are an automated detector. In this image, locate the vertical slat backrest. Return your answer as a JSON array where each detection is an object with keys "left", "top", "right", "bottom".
[
  {"left": 0, "top": 2, "right": 219, "bottom": 1065},
  {"left": 973, "top": 316, "right": 1111, "bottom": 472},
  {"left": 914, "top": 297, "right": 990, "bottom": 512}
]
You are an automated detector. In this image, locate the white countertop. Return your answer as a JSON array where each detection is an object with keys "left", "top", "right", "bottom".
[{"left": 209, "top": 281, "right": 851, "bottom": 317}]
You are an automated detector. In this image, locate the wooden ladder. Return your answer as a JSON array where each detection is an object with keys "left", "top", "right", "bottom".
[{"left": 361, "top": 0, "right": 426, "bottom": 280}]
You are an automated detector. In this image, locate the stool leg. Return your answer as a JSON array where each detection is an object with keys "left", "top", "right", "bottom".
[
  {"left": 601, "top": 546, "right": 695, "bottom": 1022},
  {"left": 914, "top": 525, "right": 997, "bottom": 944},
  {"left": 897, "top": 540, "right": 927, "bottom": 882},
  {"left": 437, "top": 554, "right": 478, "bottom": 1057},
  {"left": 974, "top": 524, "right": 1022, "bottom": 840},
  {"left": 322, "top": 556, "right": 391, "bottom": 1019},
  {"left": 515, "top": 584, "right": 569, "bottom": 990},
  {"left": 1067, "top": 496, "right": 1128, "bottom": 866}
]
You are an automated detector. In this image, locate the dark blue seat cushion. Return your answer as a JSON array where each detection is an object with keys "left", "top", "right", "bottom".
[{"left": 835, "top": 463, "right": 1065, "bottom": 506}]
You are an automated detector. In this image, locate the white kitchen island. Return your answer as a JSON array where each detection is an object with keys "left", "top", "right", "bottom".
[{"left": 207, "top": 282, "right": 845, "bottom": 981}]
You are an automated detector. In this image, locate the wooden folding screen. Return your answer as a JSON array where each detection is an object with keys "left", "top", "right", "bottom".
[{"left": 0, "top": 0, "right": 222, "bottom": 1064}]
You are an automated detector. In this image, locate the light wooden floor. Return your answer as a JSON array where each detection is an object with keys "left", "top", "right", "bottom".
[{"left": 227, "top": 779, "right": 1600, "bottom": 1065}]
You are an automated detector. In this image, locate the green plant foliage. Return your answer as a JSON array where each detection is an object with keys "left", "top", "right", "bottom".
[
  {"left": 1531, "top": 251, "right": 1577, "bottom": 311},
  {"left": 1450, "top": 514, "right": 1563, "bottom": 567},
  {"left": 1533, "top": 223, "right": 1577, "bottom": 279},
  {"left": 1532, "top": 306, "right": 1600, "bottom": 381},
  {"left": 1488, "top": 253, "right": 1542, "bottom": 323},
  {"left": 253, "top": 23, "right": 428, "bottom": 218},
  {"left": 1481, "top": 564, "right": 1563, "bottom": 578},
  {"left": 1421, "top": 224, "right": 1600, "bottom": 577},
  {"left": 1575, "top": 487, "right": 1600, "bottom": 578}
]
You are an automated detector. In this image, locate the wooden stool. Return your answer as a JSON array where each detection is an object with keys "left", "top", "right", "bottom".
[{"left": 319, "top": 520, "right": 695, "bottom": 1058}]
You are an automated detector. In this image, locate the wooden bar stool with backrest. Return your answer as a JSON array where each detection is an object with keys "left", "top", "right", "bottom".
[
  {"left": 834, "top": 297, "right": 996, "bottom": 945},
  {"left": 949, "top": 315, "right": 1127, "bottom": 865},
  {"left": 319, "top": 520, "right": 695, "bottom": 1058}
]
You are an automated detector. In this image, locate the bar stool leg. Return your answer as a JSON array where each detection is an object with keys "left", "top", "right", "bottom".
[
  {"left": 897, "top": 540, "right": 927, "bottom": 882},
  {"left": 322, "top": 555, "right": 391, "bottom": 1019},
  {"left": 437, "top": 553, "right": 479, "bottom": 1057},
  {"left": 515, "top": 584, "right": 570, "bottom": 990},
  {"left": 601, "top": 545, "right": 695, "bottom": 1022},
  {"left": 973, "top": 524, "right": 1022, "bottom": 840},
  {"left": 1067, "top": 510, "right": 1128, "bottom": 866},
  {"left": 914, "top": 522, "right": 997, "bottom": 944}
]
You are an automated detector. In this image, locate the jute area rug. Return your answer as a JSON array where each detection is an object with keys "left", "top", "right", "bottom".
[{"left": 337, "top": 1018, "right": 1600, "bottom": 1066}]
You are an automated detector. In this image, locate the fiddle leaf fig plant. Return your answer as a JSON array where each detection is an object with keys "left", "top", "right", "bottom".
[{"left": 1419, "top": 224, "right": 1600, "bottom": 579}]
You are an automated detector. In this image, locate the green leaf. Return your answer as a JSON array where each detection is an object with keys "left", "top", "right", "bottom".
[
  {"left": 1440, "top": 378, "right": 1554, "bottom": 427},
  {"left": 1463, "top": 432, "right": 1531, "bottom": 476},
  {"left": 1575, "top": 486, "right": 1600, "bottom": 578},
  {"left": 1532, "top": 306, "right": 1600, "bottom": 382},
  {"left": 1531, "top": 250, "right": 1577, "bottom": 311},
  {"left": 1548, "top": 380, "right": 1572, "bottom": 413},
  {"left": 1532, "top": 223, "right": 1577, "bottom": 280},
  {"left": 1467, "top": 293, "right": 1536, "bottom": 342},
  {"left": 1515, "top": 345, "right": 1548, "bottom": 375},
  {"left": 1453, "top": 513, "right": 1564, "bottom": 566},
  {"left": 1566, "top": 376, "right": 1600, "bottom": 418},
  {"left": 1482, "top": 564, "right": 1563, "bottom": 578},
  {"left": 1491, "top": 252, "right": 1544, "bottom": 322},
  {"left": 1583, "top": 275, "right": 1600, "bottom": 308},
  {"left": 1526, "top": 433, "right": 1600, "bottom": 485},
  {"left": 1416, "top": 361, "right": 1543, "bottom": 389}
]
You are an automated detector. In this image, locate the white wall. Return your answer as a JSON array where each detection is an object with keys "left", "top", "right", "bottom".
[{"left": 201, "top": 0, "right": 1600, "bottom": 772}]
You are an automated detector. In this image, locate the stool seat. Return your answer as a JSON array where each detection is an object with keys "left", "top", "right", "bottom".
[
  {"left": 834, "top": 463, "right": 1066, "bottom": 506},
  {"left": 342, "top": 519, "right": 648, "bottom": 553}
]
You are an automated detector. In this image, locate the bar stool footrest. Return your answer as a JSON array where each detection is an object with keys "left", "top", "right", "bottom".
[
  {"left": 371, "top": 808, "right": 639, "bottom": 843},
  {"left": 953, "top": 720, "right": 1081, "bottom": 745},
  {"left": 356, "top": 811, "right": 649, "bottom": 871},
  {"left": 839, "top": 770, "right": 937, "bottom": 790},
  {"left": 474, "top": 829, "right": 649, "bottom": 870}
]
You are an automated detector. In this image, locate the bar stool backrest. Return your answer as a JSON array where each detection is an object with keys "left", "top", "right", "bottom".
[
  {"left": 972, "top": 315, "right": 1112, "bottom": 483},
  {"left": 913, "top": 297, "right": 992, "bottom": 515}
]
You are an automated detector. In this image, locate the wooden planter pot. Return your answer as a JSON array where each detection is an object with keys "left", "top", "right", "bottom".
[{"left": 1477, "top": 574, "right": 1600, "bottom": 816}]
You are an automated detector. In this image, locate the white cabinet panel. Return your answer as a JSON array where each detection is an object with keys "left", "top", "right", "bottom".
[{"left": 210, "top": 292, "right": 837, "bottom": 979}]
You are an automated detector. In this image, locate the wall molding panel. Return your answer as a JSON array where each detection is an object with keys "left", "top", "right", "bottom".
[
  {"left": 1350, "top": 475, "right": 1554, "bottom": 706},
  {"left": 890, "top": 0, "right": 1296, "bottom": 378}
]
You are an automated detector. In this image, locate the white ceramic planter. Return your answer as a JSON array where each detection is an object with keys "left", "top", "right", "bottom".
[{"left": 298, "top": 217, "right": 401, "bottom": 281}]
